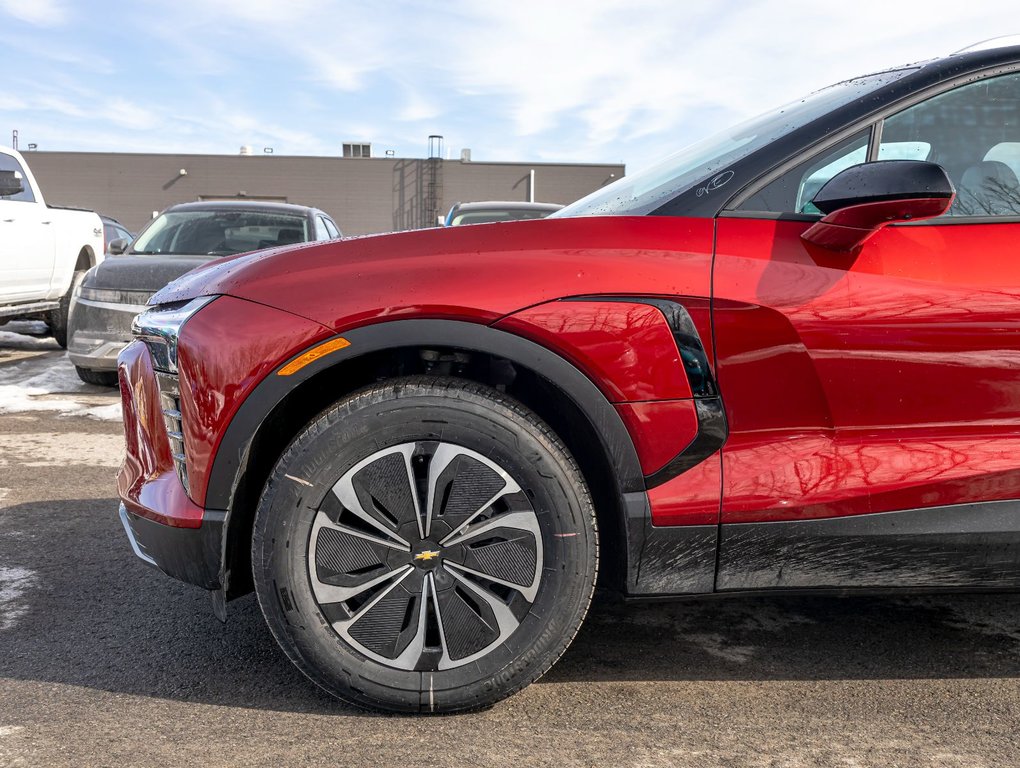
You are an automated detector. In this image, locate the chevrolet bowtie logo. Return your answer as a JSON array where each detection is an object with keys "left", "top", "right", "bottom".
[{"left": 414, "top": 549, "right": 440, "bottom": 562}]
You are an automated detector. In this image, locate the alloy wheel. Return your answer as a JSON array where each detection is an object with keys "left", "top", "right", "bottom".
[{"left": 307, "top": 441, "right": 543, "bottom": 671}]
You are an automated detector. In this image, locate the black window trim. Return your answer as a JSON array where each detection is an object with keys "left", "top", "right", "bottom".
[{"left": 723, "top": 61, "right": 1020, "bottom": 215}]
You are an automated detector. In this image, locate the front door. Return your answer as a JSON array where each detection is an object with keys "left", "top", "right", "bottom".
[
  {"left": 712, "top": 69, "right": 1020, "bottom": 590},
  {"left": 0, "top": 153, "right": 54, "bottom": 303}
]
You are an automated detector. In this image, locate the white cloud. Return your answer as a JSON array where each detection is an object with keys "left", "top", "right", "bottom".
[
  {"left": 33, "top": 94, "right": 88, "bottom": 118},
  {"left": 0, "top": 0, "right": 67, "bottom": 26},
  {"left": 398, "top": 88, "right": 441, "bottom": 123},
  {"left": 104, "top": 98, "right": 160, "bottom": 131},
  {"left": 425, "top": 0, "right": 1020, "bottom": 167},
  {"left": 0, "top": 94, "right": 27, "bottom": 110}
]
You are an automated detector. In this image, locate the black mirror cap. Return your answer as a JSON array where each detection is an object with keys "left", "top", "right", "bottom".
[
  {"left": 108, "top": 237, "right": 129, "bottom": 255},
  {"left": 0, "top": 170, "right": 25, "bottom": 197},
  {"left": 812, "top": 160, "right": 955, "bottom": 215}
]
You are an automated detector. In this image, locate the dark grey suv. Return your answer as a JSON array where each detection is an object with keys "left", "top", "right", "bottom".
[{"left": 68, "top": 200, "right": 341, "bottom": 386}]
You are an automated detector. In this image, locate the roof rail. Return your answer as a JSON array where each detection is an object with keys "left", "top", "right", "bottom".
[{"left": 953, "top": 35, "right": 1020, "bottom": 54}]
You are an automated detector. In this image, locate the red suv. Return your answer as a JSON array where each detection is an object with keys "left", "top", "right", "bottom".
[{"left": 119, "top": 42, "right": 1020, "bottom": 713}]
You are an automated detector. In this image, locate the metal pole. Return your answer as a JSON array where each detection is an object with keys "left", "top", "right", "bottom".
[{"left": 528, "top": 169, "right": 535, "bottom": 202}]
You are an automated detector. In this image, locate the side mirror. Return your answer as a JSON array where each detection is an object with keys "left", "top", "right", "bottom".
[
  {"left": 801, "top": 160, "right": 955, "bottom": 253},
  {"left": 108, "top": 237, "right": 129, "bottom": 255},
  {"left": 0, "top": 170, "right": 25, "bottom": 197}
]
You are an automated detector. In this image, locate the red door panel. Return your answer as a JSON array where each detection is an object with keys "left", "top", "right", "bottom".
[{"left": 715, "top": 216, "right": 1020, "bottom": 523}]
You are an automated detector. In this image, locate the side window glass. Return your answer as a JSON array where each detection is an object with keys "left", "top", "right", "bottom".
[
  {"left": 323, "top": 218, "right": 340, "bottom": 239},
  {"left": 740, "top": 130, "right": 870, "bottom": 213},
  {"left": 314, "top": 216, "right": 329, "bottom": 240},
  {"left": 0, "top": 154, "right": 36, "bottom": 203},
  {"left": 880, "top": 72, "right": 1020, "bottom": 217}
]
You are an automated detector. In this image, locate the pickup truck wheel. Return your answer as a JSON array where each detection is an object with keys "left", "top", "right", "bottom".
[
  {"left": 48, "top": 269, "right": 86, "bottom": 349},
  {"left": 252, "top": 377, "right": 598, "bottom": 713},
  {"left": 74, "top": 366, "right": 119, "bottom": 388}
]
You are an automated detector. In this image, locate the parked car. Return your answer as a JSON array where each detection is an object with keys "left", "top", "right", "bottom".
[
  {"left": 118, "top": 40, "right": 1020, "bottom": 713},
  {"left": 444, "top": 200, "right": 563, "bottom": 225},
  {"left": 100, "top": 215, "right": 133, "bottom": 253},
  {"left": 0, "top": 147, "right": 105, "bottom": 346},
  {"left": 68, "top": 201, "right": 340, "bottom": 386}
]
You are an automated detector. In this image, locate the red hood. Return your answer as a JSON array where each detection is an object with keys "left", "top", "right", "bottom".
[{"left": 150, "top": 216, "right": 715, "bottom": 332}]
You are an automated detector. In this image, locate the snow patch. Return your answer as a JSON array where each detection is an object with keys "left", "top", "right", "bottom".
[
  {"left": 0, "top": 320, "right": 57, "bottom": 351},
  {"left": 0, "top": 355, "right": 121, "bottom": 421},
  {"left": 0, "top": 433, "right": 123, "bottom": 467},
  {"left": 80, "top": 403, "right": 123, "bottom": 421},
  {"left": 0, "top": 567, "right": 37, "bottom": 631}
]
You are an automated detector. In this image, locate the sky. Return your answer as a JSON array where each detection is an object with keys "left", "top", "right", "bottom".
[{"left": 1, "top": 0, "right": 1019, "bottom": 172}]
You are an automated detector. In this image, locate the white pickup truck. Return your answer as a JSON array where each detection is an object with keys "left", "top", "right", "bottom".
[{"left": 0, "top": 146, "right": 105, "bottom": 347}]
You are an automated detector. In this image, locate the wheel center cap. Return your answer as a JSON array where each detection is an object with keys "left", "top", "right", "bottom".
[{"left": 412, "top": 543, "right": 442, "bottom": 570}]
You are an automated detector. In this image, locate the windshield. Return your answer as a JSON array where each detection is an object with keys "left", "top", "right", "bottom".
[
  {"left": 450, "top": 208, "right": 558, "bottom": 226},
  {"left": 130, "top": 210, "right": 309, "bottom": 256},
  {"left": 555, "top": 68, "right": 915, "bottom": 218}
]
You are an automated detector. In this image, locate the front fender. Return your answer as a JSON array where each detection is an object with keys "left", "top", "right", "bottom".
[{"left": 204, "top": 317, "right": 647, "bottom": 511}]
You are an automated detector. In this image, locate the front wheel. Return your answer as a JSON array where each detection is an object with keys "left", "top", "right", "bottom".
[
  {"left": 252, "top": 377, "right": 598, "bottom": 713},
  {"left": 49, "top": 269, "right": 86, "bottom": 348},
  {"left": 74, "top": 365, "right": 119, "bottom": 387}
]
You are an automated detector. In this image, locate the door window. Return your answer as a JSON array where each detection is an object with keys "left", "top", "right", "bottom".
[
  {"left": 880, "top": 72, "right": 1020, "bottom": 216},
  {"left": 739, "top": 71, "right": 1020, "bottom": 217},
  {"left": 0, "top": 154, "right": 35, "bottom": 203},
  {"left": 740, "top": 131, "right": 870, "bottom": 213}
]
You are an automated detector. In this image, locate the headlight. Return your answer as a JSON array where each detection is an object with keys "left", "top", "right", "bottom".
[
  {"left": 78, "top": 286, "right": 152, "bottom": 305},
  {"left": 132, "top": 296, "right": 217, "bottom": 373}
]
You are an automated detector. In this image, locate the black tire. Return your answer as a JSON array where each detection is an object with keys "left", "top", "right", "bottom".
[
  {"left": 252, "top": 376, "right": 598, "bottom": 713},
  {"left": 49, "top": 269, "right": 86, "bottom": 348},
  {"left": 74, "top": 365, "right": 119, "bottom": 387}
]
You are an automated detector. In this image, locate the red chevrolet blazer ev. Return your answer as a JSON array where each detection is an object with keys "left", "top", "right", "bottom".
[{"left": 118, "top": 42, "right": 1020, "bottom": 712}]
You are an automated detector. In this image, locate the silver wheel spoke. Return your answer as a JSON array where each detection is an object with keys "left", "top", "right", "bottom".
[
  {"left": 312, "top": 563, "right": 412, "bottom": 605},
  {"left": 311, "top": 509, "right": 408, "bottom": 553},
  {"left": 433, "top": 447, "right": 521, "bottom": 544},
  {"left": 331, "top": 444, "right": 415, "bottom": 548},
  {"left": 442, "top": 510, "right": 543, "bottom": 600},
  {"left": 435, "top": 566, "right": 522, "bottom": 670},
  {"left": 330, "top": 571, "right": 430, "bottom": 671},
  {"left": 308, "top": 509, "right": 412, "bottom": 604},
  {"left": 423, "top": 442, "right": 460, "bottom": 539},
  {"left": 442, "top": 510, "right": 540, "bottom": 547},
  {"left": 445, "top": 557, "right": 541, "bottom": 603}
]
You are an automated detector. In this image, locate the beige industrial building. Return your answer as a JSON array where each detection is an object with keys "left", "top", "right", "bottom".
[{"left": 24, "top": 150, "right": 625, "bottom": 236}]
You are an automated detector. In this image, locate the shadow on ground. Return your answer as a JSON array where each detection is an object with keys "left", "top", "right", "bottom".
[{"left": 2, "top": 498, "right": 1018, "bottom": 716}]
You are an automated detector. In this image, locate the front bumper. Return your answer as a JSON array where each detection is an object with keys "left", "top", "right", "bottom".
[
  {"left": 119, "top": 503, "right": 224, "bottom": 589},
  {"left": 117, "top": 339, "right": 225, "bottom": 589},
  {"left": 68, "top": 295, "right": 147, "bottom": 370}
]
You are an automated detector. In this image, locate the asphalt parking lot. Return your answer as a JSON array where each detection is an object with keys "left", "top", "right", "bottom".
[{"left": 2, "top": 322, "right": 1020, "bottom": 767}]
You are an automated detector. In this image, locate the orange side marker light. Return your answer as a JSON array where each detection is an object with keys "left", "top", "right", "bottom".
[{"left": 277, "top": 337, "right": 351, "bottom": 376}]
